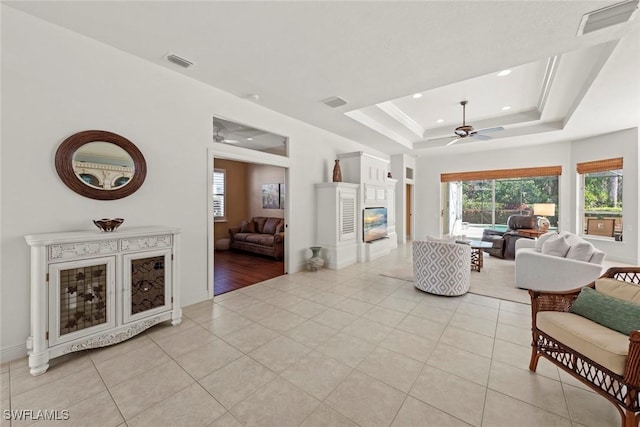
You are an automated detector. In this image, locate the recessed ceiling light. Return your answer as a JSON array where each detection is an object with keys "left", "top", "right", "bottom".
[
  {"left": 412, "top": 93, "right": 423, "bottom": 99},
  {"left": 502, "top": 106, "right": 512, "bottom": 111},
  {"left": 497, "top": 69, "right": 512, "bottom": 77},
  {"left": 247, "top": 138, "right": 253, "bottom": 141},
  {"left": 436, "top": 119, "right": 444, "bottom": 123}
]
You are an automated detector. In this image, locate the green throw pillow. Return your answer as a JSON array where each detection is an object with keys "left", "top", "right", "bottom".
[{"left": 570, "top": 287, "right": 640, "bottom": 336}]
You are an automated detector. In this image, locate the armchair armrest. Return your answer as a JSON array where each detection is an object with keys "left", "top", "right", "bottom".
[
  {"left": 515, "top": 249, "right": 604, "bottom": 291},
  {"left": 529, "top": 286, "right": 588, "bottom": 314},
  {"left": 274, "top": 232, "right": 285, "bottom": 244},
  {"left": 515, "top": 238, "right": 536, "bottom": 251},
  {"left": 529, "top": 286, "right": 592, "bottom": 334},
  {"left": 229, "top": 226, "right": 241, "bottom": 240},
  {"left": 482, "top": 229, "right": 505, "bottom": 237}
]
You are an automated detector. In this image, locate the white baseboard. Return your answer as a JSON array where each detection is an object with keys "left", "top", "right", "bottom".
[{"left": 1, "top": 342, "right": 27, "bottom": 363}]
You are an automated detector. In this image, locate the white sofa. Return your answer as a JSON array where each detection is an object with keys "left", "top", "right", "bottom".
[{"left": 515, "top": 232, "right": 605, "bottom": 291}]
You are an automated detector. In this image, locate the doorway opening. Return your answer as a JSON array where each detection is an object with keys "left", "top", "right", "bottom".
[
  {"left": 212, "top": 158, "right": 286, "bottom": 296},
  {"left": 406, "top": 183, "right": 413, "bottom": 240}
]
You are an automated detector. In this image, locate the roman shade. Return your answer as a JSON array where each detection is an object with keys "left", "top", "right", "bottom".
[
  {"left": 440, "top": 166, "right": 562, "bottom": 182},
  {"left": 576, "top": 157, "right": 623, "bottom": 174}
]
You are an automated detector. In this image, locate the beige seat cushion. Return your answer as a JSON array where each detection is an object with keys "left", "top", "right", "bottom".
[
  {"left": 596, "top": 278, "right": 640, "bottom": 304},
  {"left": 537, "top": 311, "right": 629, "bottom": 375}
]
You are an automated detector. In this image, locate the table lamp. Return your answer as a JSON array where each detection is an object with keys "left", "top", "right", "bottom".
[{"left": 533, "top": 203, "right": 555, "bottom": 232}]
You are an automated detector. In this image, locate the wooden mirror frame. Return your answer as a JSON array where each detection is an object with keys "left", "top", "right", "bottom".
[{"left": 55, "top": 130, "right": 147, "bottom": 200}]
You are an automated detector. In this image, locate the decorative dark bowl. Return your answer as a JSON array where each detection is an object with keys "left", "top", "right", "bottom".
[{"left": 93, "top": 218, "right": 124, "bottom": 232}]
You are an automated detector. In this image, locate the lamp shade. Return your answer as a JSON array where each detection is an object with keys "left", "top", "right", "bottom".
[{"left": 533, "top": 203, "right": 556, "bottom": 216}]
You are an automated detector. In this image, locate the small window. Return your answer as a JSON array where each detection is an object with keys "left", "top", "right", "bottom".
[
  {"left": 578, "top": 158, "right": 623, "bottom": 240},
  {"left": 213, "top": 169, "right": 226, "bottom": 221}
]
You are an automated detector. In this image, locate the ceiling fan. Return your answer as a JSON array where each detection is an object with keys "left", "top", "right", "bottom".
[
  {"left": 440, "top": 100, "right": 504, "bottom": 146},
  {"left": 212, "top": 118, "right": 239, "bottom": 144}
]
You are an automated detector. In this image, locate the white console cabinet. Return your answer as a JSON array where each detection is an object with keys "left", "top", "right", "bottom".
[{"left": 24, "top": 226, "right": 181, "bottom": 376}]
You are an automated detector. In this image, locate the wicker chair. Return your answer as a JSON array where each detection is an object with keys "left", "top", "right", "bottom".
[{"left": 529, "top": 267, "right": 640, "bottom": 427}]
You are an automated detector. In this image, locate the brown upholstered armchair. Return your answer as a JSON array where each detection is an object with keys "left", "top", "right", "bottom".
[{"left": 481, "top": 214, "right": 538, "bottom": 260}]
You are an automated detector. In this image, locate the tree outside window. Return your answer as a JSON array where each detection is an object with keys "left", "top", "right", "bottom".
[
  {"left": 461, "top": 176, "right": 559, "bottom": 229},
  {"left": 582, "top": 168, "right": 622, "bottom": 239}
]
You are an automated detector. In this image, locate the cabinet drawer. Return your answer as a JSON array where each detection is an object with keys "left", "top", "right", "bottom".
[
  {"left": 49, "top": 240, "right": 119, "bottom": 261},
  {"left": 120, "top": 235, "right": 172, "bottom": 252}
]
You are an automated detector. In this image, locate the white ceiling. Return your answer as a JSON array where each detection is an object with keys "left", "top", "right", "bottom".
[{"left": 5, "top": 1, "right": 640, "bottom": 155}]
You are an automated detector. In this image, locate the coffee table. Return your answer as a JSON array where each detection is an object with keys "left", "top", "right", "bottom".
[{"left": 467, "top": 240, "right": 493, "bottom": 272}]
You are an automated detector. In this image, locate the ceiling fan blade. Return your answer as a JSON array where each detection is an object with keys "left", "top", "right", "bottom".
[
  {"left": 446, "top": 138, "right": 462, "bottom": 146},
  {"left": 426, "top": 135, "right": 457, "bottom": 142},
  {"left": 470, "top": 134, "right": 491, "bottom": 141},
  {"left": 475, "top": 126, "right": 504, "bottom": 134}
]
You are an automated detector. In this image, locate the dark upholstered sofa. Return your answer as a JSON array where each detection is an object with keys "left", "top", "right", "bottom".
[
  {"left": 481, "top": 214, "right": 538, "bottom": 260},
  {"left": 229, "top": 216, "right": 285, "bottom": 260}
]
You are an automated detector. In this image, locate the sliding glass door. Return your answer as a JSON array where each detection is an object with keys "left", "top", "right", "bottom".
[{"left": 446, "top": 175, "right": 558, "bottom": 237}]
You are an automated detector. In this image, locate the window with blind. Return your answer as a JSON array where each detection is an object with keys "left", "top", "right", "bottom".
[
  {"left": 578, "top": 158, "right": 623, "bottom": 240},
  {"left": 441, "top": 166, "right": 561, "bottom": 235},
  {"left": 213, "top": 169, "right": 226, "bottom": 220}
]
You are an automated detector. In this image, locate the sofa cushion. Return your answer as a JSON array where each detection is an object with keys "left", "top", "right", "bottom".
[
  {"left": 537, "top": 311, "right": 629, "bottom": 375},
  {"left": 570, "top": 287, "right": 640, "bottom": 335},
  {"left": 253, "top": 217, "right": 267, "bottom": 233},
  {"left": 240, "top": 220, "right": 256, "bottom": 233},
  {"left": 275, "top": 220, "right": 285, "bottom": 234},
  {"left": 263, "top": 217, "right": 281, "bottom": 235},
  {"left": 589, "top": 250, "right": 605, "bottom": 265},
  {"left": 596, "top": 278, "right": 640, "bottom": 304},
  {"left": 535, "top": 232, "right": 557, "bottom": 252},
  {"left": 233, "top": 233, "right": 252, "bottom": 242},
  {"left": 245, "top": 234, "right": 275, "bottom": 246},
  {"left": 541, "top": 234, "right": 570, "bottom": 257},
  {"left": 565, "top": 241, "right": 595, "bottom": 262}
]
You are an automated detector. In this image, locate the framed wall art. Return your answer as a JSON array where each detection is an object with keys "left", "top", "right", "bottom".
[{"left": 262, "top": 184, "right": 280, "bottom": 209}]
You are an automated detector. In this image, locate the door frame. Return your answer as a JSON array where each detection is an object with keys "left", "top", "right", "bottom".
[
  {"left": 207, "top": 144, "right": 292, "bottom": 300},
  {"left": 405, "top": 183, "right": 414, "bottom": 241}
]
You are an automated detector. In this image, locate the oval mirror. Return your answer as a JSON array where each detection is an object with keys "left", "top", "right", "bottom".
[{"left": 55, "top": 130, "right": 146, "bottom": 200}]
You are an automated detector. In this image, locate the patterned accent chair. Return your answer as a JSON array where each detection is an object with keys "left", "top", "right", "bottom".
[{"left": 413, "top": 240, "right": 471, "bottom": 296}]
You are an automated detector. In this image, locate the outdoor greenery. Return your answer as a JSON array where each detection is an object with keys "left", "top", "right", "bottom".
[
  {"left": 461, "top": 176, "right": 558, "bottom": 226},
  {"left": 455, "top": 169, "right": 623, "bottom": 237},
  {"left": 584, "top": 170, "right": 623, "bottom": 211}
]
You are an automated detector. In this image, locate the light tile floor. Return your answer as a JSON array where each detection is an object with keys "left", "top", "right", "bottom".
[{"left": 1, "top": 244, "right": 621, "bottom": 426}]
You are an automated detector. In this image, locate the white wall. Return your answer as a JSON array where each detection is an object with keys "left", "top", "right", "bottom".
[
  {"left": 390, "top": 154, "right": 416, "bottom": 243},
  {"left": 0, "top": 6, "right": 387, "bottom": 361},
  {"left": 570, "top": 128, "right": 639, "bottom": 264},
  {"left": 415, "top": 142, "right": 574, "bottom": 237},
  {"left": 415, "top": 131, "right": 639, "bottom": 264}
]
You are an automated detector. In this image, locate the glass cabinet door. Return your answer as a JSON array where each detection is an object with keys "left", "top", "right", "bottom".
[
  {"left": 123, "top": 249, "right": 172, "bottom": 323},
  {"left": 49, "top": 256, "right": 116, "bottom": 346}
]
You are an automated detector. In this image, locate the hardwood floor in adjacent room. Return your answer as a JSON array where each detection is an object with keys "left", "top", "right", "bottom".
[{"left": 214, "top": 249, "right": 285, "bottom": 296}]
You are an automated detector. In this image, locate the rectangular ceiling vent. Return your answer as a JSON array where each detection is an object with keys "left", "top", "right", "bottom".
[
  {"left": 166, "top": 53, "right": 194, "bottom": 69},
  {"left": 322, "top": 96, "right": 348, "bottom": 108},
  {"left": 577, "top": 0, "right": 639, "bottom": 35}
]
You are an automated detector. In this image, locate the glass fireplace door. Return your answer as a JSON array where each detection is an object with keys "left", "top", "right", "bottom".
[{"left": 122, "top": 249, "right": 172, "bottom": 324}]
